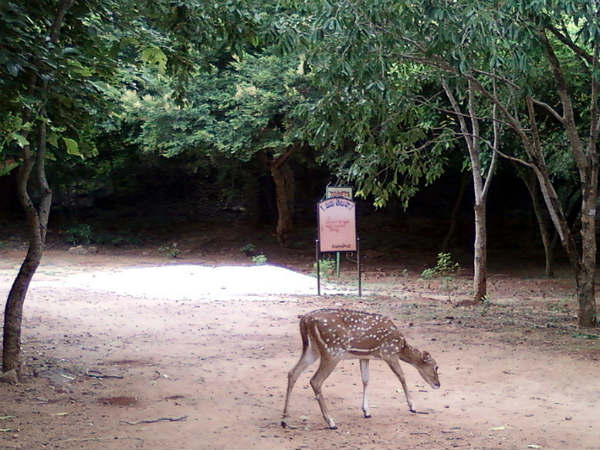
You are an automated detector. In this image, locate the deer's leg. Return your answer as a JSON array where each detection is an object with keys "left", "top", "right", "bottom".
[
  {"left": 359, "top": 359, "right": 371, "bottom": 418},
  {"left": 385, "top": 358, "right": 416, "bottom": 413},
  {"left": 310, "top": 356, "right": 340, "bottom": 429},
  {"left": 281, "top": 344, "right": 319, "bottom": 427}
]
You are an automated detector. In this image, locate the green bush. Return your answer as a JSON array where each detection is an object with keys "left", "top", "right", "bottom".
[
  {"left": 241, "top": 243, "right": 257, "bottom": 257},
  {"left": 158, "top": 242, "right": 180, "bottom": 258},
  {"left": 252, "top": 254, "right": 267, "bottom": 265},
  {"left": 313, "top": 258, "right": 336, "bottom": 278},
  {"left": 421, "top": 252, "right": 459, "bottom": 279},
  {"left": 64, "top": 224, "right": 93, "bottom": 245}
]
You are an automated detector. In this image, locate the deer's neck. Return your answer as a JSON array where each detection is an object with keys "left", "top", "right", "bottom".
[{"left": 398, "top": 344, "right": 423, "bottom": 366}]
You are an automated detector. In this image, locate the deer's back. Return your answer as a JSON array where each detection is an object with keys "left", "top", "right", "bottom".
[{"left": 301, "top": 309, "right": 406, "bottom": 358}]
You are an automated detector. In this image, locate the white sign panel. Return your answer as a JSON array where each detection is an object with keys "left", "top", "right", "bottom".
[{"left": 318, "top": 197, "right": 357, "bottom": 252}]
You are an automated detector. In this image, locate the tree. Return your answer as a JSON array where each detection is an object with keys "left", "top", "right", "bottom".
[
  {"left": 0, "top": 0, "right": 266, "bottom": 377},
  {"left": 289, "top": 0, "right": 598, "bottom": 325},
  {"left": 123, "top": 50, "right": 313, "bottom": 244},
  {"left": 1, "top": 0, "right": 80, "bottom": 376},
  {"left": 404, "top": 0, "right": 600, "bottom": 326},
  {"left": 441, "top": 78, "right": 499, "bottom": 301},
  {"left": 280, "top": 1, "right": 498, "bottom": 300}
]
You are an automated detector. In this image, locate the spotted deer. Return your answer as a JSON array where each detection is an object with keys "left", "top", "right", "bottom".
[{"left": 281, "top": 308, "right": 440, "bottom": 429}]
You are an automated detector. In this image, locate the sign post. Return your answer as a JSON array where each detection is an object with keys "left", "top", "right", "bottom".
[
  {"left": 325, "top": 186, "right": 352, "bottom": 277},
  {"left": 316, "top": 196, "right": 361, "bottom": 296}
]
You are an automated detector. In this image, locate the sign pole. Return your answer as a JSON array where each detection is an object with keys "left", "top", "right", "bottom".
[
  {"left": 316, "top": 239, "right": 321, "bottom": 296},
  {"left": 357, "top": 237, "right": 361, "bottom": 297}
]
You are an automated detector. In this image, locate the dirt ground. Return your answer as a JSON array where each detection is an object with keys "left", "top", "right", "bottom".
[{"left": 1, "top": 244, "right": 600, "bottom": 450}]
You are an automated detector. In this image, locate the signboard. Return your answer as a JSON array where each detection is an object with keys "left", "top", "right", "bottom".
[
  {"left": 325, "top": 186, "right": 353, "bottom": 200},
  {"left": 318, "top": 197, "right": 357, "bottom": 252}
]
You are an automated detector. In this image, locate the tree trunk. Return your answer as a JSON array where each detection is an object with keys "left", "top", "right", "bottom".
[
  {"left": 576, "top": 175, "right": 598, "bottom": 327},
  {"left": 519, "top": 169, "right": 554, "bottom": 278},
  {"left": 3, "top": 122, "right": 52, "bottom": 374},
  {"left": 270, "top": 160, "right": 294, "bottom": 245},
  {"left": 537, "top": 34, "right": 598, "bottom": 327},
  {"left": 473, "top": 201, "right": 487, "bottom": 300},
  {"left": 3, "top": 244, "right": 43, "bottom": 374}
]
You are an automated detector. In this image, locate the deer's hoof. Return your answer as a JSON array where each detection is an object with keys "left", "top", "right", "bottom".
[
  {"left": 364, "top": 414, "right": 372, "bottom": 419},
  {"left": 281, "top": 420, "right": 287, "bottom": 428},
  {"left": 409, "top": 408, "right": 417, "bottom": 414},
  {"left": 329, "top": 425, "right": 338, "bottom": 430}
]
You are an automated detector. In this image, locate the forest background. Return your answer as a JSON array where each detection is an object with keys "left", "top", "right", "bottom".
[{"left": 1, "top": 0, "right": 600, "bottom": 376}]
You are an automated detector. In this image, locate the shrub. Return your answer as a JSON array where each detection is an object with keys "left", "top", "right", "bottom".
[
  {"left": 64, "top": 224, "right": 93, "bottom": 245},
  {"left": 421, "top": 252, "right": 459, "bottom": 279}
]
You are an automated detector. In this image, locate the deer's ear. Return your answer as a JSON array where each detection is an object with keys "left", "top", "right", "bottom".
[{"left": 422, "top": 351, "right": 431, "bottom": 361}]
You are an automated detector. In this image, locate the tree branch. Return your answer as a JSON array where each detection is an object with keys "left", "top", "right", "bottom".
[
  {"left": 531, "top": 98, "right": 565, "bottom": 124},
  {"left": 540, "top": 29, "right": 586, "bottom": 172},
  {"left": 50, "top": 0, "right": 75, "bottom": 44},
  {"left": 590, "top": 41, "right": 600, "bottom": 148},
  {"left": 546, "top": 24, "right": 594, "bottom": 67},
  {"left": 495, "top": 148, "right": 534, "bottom": 169},
  {"left": 482, "top": 80, "right": 499, "bottom": 199},
  {"left": 472, "top": 69, "right": 521, "bottom": 90},
  {"left": 271, "top": 145, "right": 296, "bottom": 169}
]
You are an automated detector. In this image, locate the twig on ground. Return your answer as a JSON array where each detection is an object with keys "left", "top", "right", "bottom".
[
  {"left": 121, "top": 416, "right": 188, "bottom": 425},
  {"left": 57, "top": 437, "right": 143, "bottom": 443},
  {"left": 86, "top": 369, "right": 124, "bottom": 379}
]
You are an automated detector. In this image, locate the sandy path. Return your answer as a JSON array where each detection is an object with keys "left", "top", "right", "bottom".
[{"left": 0, "top": 251, "right": 599, "bottom": 449}]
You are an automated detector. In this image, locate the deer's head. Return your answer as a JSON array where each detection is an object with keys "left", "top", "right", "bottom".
[{"left": 416, "top": 351, "right": 440, "bottom": 389}]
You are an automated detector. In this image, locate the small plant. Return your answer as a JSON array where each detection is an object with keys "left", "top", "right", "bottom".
[
  {"left": 421, "top": 252, "right": 459, "bottom": 279},
  {"left": 64, "top": 224, "right": 93, "bottom": 245},
  {"left": 313, "top": 258, "right": 336, "bottom": 278},
  {"left": 549, "top": 298, "right": 571, "bottom": 313},
  {"left": 252, "top": 254, "right": 267, "bottom": 265},
  {"left": 241, "top": 243, "right": 257, "bottom": 257},
  {"left": 158, "top": 242, "right": 180, "bottom": 259}
]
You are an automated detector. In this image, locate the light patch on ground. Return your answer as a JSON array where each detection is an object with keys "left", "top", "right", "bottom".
[{"left": 51, "top": 264, "right": 329, "bottom": 299}]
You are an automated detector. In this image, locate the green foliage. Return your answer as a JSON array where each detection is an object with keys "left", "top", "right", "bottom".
[
  {"left": 158, "top": 243, "right": 180, "bottom": 259},
  {"left": 123, "top": 49, "right": 310, "bottom": 162},
  {"left": 313, "top": 257, "right": 336, "bottom": 278},
  {"left": 251, "top": 254, "right": 268, "bottom": 265},
  {"left": 421, "top": 252, "right": 459, "bottom": 279},
  {"left": 241, "top": 243, "right": 258, "bottom": 256},
  {"left": 64, "top": 224, "right": 93, "bottom": 246},
  {"left": 571, "top": 332, "right": 599, "bottom": 340}
]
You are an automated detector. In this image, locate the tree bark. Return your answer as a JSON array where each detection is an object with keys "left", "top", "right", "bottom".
[
  {"left": 270, "top": 159, "right": 295, "bottom": 245},
  {"left": 577, "top": 172, "right": 598, "bottom": 327},
  {"left": 472, "top": 201, "right": 487, "bottom": 300},
  {"left": 519, "top": 169, "right": 554, "bottom": 278},
  {"left": 260, "top": 146, "right": 296, "bottom": 245}
]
